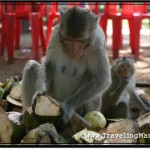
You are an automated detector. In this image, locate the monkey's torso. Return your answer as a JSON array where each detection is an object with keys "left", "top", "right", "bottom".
[
  {"left": 114, "top": 74, "right": 136, "bottom": 105},
  {"left": 49, "top": 53, "right": 86, "bottom": 102}
]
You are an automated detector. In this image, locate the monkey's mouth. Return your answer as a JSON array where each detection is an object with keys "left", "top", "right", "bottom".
[{"left": 60, "top": 35, "right": 89, "bottom": 59}]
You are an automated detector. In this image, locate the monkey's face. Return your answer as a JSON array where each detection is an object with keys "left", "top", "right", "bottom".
[
  {"left": 114, "top": 58, "right": 134, "bottom": 79},
  {"left": 60, "top": 35, "right": 90, "bottom": 59},
  {"left": 59, "top": 6, "right": 99, "bottom": 59}
]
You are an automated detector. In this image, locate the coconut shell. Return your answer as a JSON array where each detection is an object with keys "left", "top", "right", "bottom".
[
  {"left": 0, "top": 108, "right": 13, "bottom": 143},
  {"left": 136, "top": 112, "right": 150, "bottom": 128},
  {"left": 6, "top": 95, "right": 22, "bottom": 107},
  {"left": 104, "top": 119, "right": 139, "bottom": 143},
  {"left": 10, "top": 83, "right": 22, "bottom": 100},
  {"left": 35, "top": 95, "right": 61, "bottom": 122},
  {"left": 23, "top": 107, "right": 41, "bottom": 132}
]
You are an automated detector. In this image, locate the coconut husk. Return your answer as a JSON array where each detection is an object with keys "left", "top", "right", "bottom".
[
  {"left": 10, "top": 83, "right": 22, "bottom": 100},
  {"left": 6, "top": 95, "right": 22, "bottom": 107},
  {"left": 34, "top": 95, "right": 61, "bottom": 122},
  {"left": 0, "top": 107, "right": 13, "bottom": 143}
]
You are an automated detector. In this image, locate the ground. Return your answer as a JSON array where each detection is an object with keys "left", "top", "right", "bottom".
[{"left": 0, "top": 24, "right": 150, "bottom": 118}]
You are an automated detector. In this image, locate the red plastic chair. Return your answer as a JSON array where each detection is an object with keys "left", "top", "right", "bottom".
[
  {"left": 113, "top": 2, "right": 148, "bottom": 59},
  {"left": 99, "top": 2, "right": 120, "bottom": 36},
  {"left": 0, "top": 3, "right": 16, "bottom": 63},
  {"left": 88, "top": 2, "right": 99, "bottom": 14},
  {"left": 100, "top": 2, "right": 146, "bottom": 59},
  {"left": 5, "top": 13, "right": 16, "bottom": 63},
  {"left": 15, "top": 2, "right": 32, "bottom": 49},
  {"left": 98, "top": 2, "right": 122, "bottom": 59},
  {"left": 15, "top": 2, "right": 47, "bottom": 58},
  {"left": 29, "top": 13, "right": 42, "bottom": 61},
  {"left": 29, "top": 2, "right": 47, "bottom": 60},
  {"left": 0, "top": 3, "right": 5, "bottom": 56},
  {"left": 121, "top": 2, "right": 146, "bottom": 59},
  {"left": 0, "top": 2, "right": 47, "bottom": 62},
  {"left": 141, "top": 3, "right": 150, "bottom": 19}
]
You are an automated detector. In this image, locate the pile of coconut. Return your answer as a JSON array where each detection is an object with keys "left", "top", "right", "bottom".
[{"left": 0, "top": 76, "right": 149, "bottom": 144}]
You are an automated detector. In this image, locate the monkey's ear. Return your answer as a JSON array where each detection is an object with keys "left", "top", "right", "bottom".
[
  {"left": 114, "top": 58, "right": 121, "bottom": 65},
  {"left": 59, "top": 7, "right": 66, "bottom": 16}
]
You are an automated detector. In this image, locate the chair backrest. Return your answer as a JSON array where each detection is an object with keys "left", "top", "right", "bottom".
[
  {"left": 122, "top": 2, "right": 148, "bottom": 16},
  {"left": 92, "top": 2, "right": 99, "bottom": 14},
  {"left": 121, "top": 2, "right": 135, "bottom": 16},
  {"left": 134, "top": 2, "right": 148, "bottom": 13},
  {"left": 104, "top": 2, "right": 119, "bottom": 15},
  {"left": 50, "top": 2, "right": 59, "bottom": 14},
  {"left": 15, "top": 2, "right": 32, "bottom": 18},
  {"left": 32, "top": 2, "right": 46, "bottom": 16},
  {"left": 5, "top": 2, "right": 15, "bottom": 13},
  {"left": 0, "top": 2, "right": 15, "bottom": 19},
  {"left": 0, "top": 3, "right": 5, "bottom": 19}
]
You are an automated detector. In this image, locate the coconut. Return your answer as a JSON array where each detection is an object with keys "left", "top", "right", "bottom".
[{"left": 82, "top": 111, "right": 106, "bottom": 131}]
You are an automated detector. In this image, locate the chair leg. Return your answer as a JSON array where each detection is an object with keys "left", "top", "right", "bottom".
[
  {"left": 5, "top": 13, "right": 16, "bottom": 63},
  {"left": 112, "top": 16, "right": 122, "bottom": 59},
  {"left": 45, "top": 15, "right": 54, "bottom": 50},
  {"left": 99, "top": 15, "right": 107, "bottom": 39},
  {"left": 29, "top": 13, "right": 40, "bottom": 61},
  {"left": 0, "top": 19, "right": 6, "bottom": 56},
  {"left": 128, "top": 15, "right": 142, "bottom": 59},
  {"left": 15, "top": 19, "right": 22, "bottom": 49},
  {"left": 39, "top": 15, "right": 46, "bottom": 55}
]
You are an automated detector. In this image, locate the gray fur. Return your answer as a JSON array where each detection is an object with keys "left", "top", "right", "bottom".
[
  {"left": 102, "top": 57, "right": 149, "bottom": 119},
  {"left": 21, "top": 6, "right": 111, "bottom": 125}
]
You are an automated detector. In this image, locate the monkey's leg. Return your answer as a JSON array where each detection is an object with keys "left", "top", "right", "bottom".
[
  {"left": 105, "top": 102, "right": 129, "bottom": 119},
  {"left": 21, "top": 60, "right": 41, "bottom": 113},
  {"left": 131, "top": 92, "right": 150, "bottom": 112}
]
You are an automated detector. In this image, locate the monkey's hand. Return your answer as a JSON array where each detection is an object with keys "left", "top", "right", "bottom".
[
  {"left": 31, "top": 90, "right": 46, "bottom": 112},
  {"left": 121, "top": 78, "right": 129, "bottom": 84},
  {"left": 61, "top": 102, "right": 75, "bottom": 125},
  {"left": 120, "top": 78, "right": 129, "bottom": 88}
]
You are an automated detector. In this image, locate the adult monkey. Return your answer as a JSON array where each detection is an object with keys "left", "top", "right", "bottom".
[{"left": 21, "top": 6, "right": 111, "bottom": 125}]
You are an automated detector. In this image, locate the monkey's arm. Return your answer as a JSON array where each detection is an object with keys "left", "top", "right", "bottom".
[
  {"left": 131, "top": 91, "right": 150, "bottom": 112},
  {"left": 109, "top": 79, "right": 129, "bottom": 105},
  {"left": 31, "top": 65, "right": 47, "bottom": 108},
  {"left": 61, "top": 52, "right": 111, "bottom": 124},
  {"left": 31, "top": 61, "right": 54, "bottom": 109}
]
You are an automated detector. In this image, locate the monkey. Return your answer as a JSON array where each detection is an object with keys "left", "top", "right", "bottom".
[
  {"left": 22, "top": 6, "right": 111, "bottom": 124},
  {"left": 101, "top": 57, "right": 150, "bottom": 119},
  {"left": 21, "top": 6, "right": 111, "bottom": 126}
]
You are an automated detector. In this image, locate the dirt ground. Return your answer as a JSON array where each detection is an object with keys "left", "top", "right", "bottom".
[{"left": 0, "top": 25, "right": 150, "bottom": 117}]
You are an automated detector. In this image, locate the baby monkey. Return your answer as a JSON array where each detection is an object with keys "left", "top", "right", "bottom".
[
  {"left": 102, "top": 57, "right": 150, "bottom": 119},
  {"left": 21, "top": 6, "right": 111, "bottom": 126}
]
